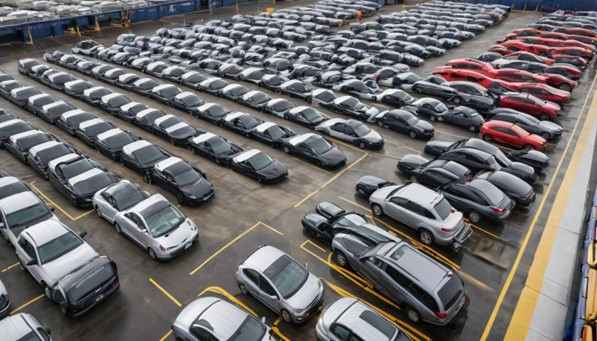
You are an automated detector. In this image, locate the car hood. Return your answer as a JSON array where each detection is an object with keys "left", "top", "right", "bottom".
[
  {"left": 539, "top": 120, "right": 563, "bottom": 134},
  {"left": 180, "top": 178, "right": 213, "bottom": 198},
  {"left": 399, "top": 154, "right": 429, "bottom": 171},
  {"left": 415, "top": 119, "right": 433, "bottom": 131},
  {"left": 321, "top": 147, "right": 347, "bottom": 165},
  {"left": 156, "top": 219, "right": 196, "bottom": 249},
  {"left": 42, "top": 243, "right": 99, "bottom": 287},
  {"left": 505, "top": 161, "right": 535, "bottom": 177},
  {"left": 286, "top": 273, "right": 322, "bottom": 310},
  {"left": 257, "top": 160, "right": 288, "bottom": 180},
  {"left": 362, "top": 130, "right": 383, "bottom": 143},
  {"left": 424, "top": 140, "right": 452, "bottom": 156},
  {"left": 370, "top": 185, "right": 400, "bottom": 205}
]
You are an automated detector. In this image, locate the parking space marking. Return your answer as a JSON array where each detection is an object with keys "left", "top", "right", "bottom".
[
  {"left": 9, "top": 294, "right": 44, "bottom": 315},
  {"left": 148, "top": 278, "right": 182, "bottom": 308},
  {"left": 189, "top": 221, "right": 283, "bottom": 275},
  {"left": 293, "top": 153, "right": 369, "bottom": 208},
  {"left": 159, "top": 330, "right": 173, "bottom": 341},
  {"left": 434, "top": 128, "right": 470, "bottom": 140},
  {"left": 466, "top": 220, "right": 502, "bottom": 241},
  {"left": 324, "top": 280, "right": 430, "bottom": 341},
  {"left": 1, "top": 262, "right": 18, "bottom": 273},
  {"left": 481, "top": 72, "right": 597, "bottom": 340},
  {"left": 29, "top": 181, "right": 93, "bottom": 221},
  {"left": 338, "top": 196, "right": 460, "bottom": 270}
]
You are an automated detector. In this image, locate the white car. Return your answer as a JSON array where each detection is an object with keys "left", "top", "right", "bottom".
[
  {"left": 93, "top": 180, "right": 150, "bottom": 224},
  {"left": 112, "top": 193, "right": 198, "bottom": 260}
]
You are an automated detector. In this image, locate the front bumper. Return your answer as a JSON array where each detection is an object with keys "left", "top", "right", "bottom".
[
  {"left": 450, "top": 223, "right": 473, "bottom": 251},
  {"left": 157, "top": 233, "right": 199, "bottom": 260}
]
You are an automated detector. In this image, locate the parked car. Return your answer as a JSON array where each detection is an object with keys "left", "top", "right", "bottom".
[
  {"left": 148, "top": 156, "right": 214, "bottom": 205},
  {"left": 121, "top": 140, "right": 170, "bottom": 179},
  {"left": 27, "top": 141, "right": 78, "bottom": 179},
  {"left": 315, "top": 118, "right": 384, "bottom": 149},
  {"left": 489, "top": 108, "right": 562, "bottom": 140},
  {"left": 5, "top": 130, "right": 54, "bottom": 163},
  {"left": 230, "top": 149, "right": 288, "bottom": 183},
  {"left": 369, "top": 110, "right": 434, "bottom": 139},
  {"left": 188, "top": 132, "right": 243, "bottom": 166},
  {"left": 281, "top": 133, "right": 347, "bottom": 169},
  {"left": 480, "top": 120, "right": 546, "bottom": 151},
  {"left": 0, "top": 314, "right": 51, "bottom": 340},
  {"left": 151, "top": 114, "right": 197, "bottom": 146},
  {"left": 95, "top": 128, "right": 138, "bottom": 161}
]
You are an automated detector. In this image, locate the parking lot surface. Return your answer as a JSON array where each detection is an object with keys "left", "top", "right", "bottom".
[{"left": 0, "top": 3, "right": 595, "bottom": 341}]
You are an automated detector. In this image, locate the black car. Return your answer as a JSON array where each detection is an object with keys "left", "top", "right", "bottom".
[
  {"left": 116, "top": 73, "right": 140, "bottom": 90},
  {"left": 241, "top": 90, "right": 272, "bottom": 110},
  {"left": 0, "top": 110, "right": 15, "bottom": 124},
  {"left": 221, "top": 83, "right": 250, "bottom": 102},
  {"left": 64, "top": 80, "right": 93, "bottom": 99},
  {"left": 95, "top": 128, "right": 138, "bottom": 161},
  {"left": 311, "top": 88, "right": 337, "bottom": 108},
  {"left": 162, "top": 65, "right": 187, "bottom": 82},
  {"left": 194, "top": 103, "right": 229, "bottom": 124},
  {"left": 17, "top": 58, "right": 41, "bottom": 75},
  {"left": 99, "top": 93, "right": 132, "bottom": 114},
  {"left": 476, "top": 170, "right": 536, "bottom": 206},
  {"left": 150, "top": 84, "right": 182, "bottom": 104},
  {"left": 181, "top": 71, "right": 208, "bottom": 89},
  {"left": 489, "top": 108, "right": 563, "bottom": 140},
  {"left": 370, "top": 109, "right": 434, "bottom": 139},
  {"left": 83, "top": 87, "right": 113, "bottom": 105},
  {"left": 121, "top": 140, "right": 170, "bottom": 178},
  {"left": 301, "top": 201, "right": 396, "bottom": 245},
  {"left": 46, "top": 72, "right": 77, "bottom": 91},
  {"left": 250, "top": 122, "right": 296, "bottom": 147},
  {"left": 0, "top": 80, "right": 23, "bottom": 99},
  {"left": 27, "top": 94, "right": 55, "bottom": 116},
  {"left": 115, "top": 102, "right": 148, "bottom": 122},
  {"left": 39, "top": 101, "right": 76, "bottom": 124},
  {"left": 134, "top": 108, "right": 166, "bottom": 132},
  {"left": 0, "top": 119, "right": 33, "bottom": 147},
  {"left": 171, "top": 92, "right": 204, "bottom": 114},
  {"left": 222, "top": 112, "right": 264, "bottom": 136},
  {"left": 281, "top": 133, "right": 347, "bottom": 169},
  {"left": 285, "top": 106, "right": 328, "bottom": 128},
  {"left": 217, "top": 63, "right": 243, "bottom": 79},
  {"left": 259, "top": 74, "right": 289, "bottom": 92},
  {"left": 188, "top": 132, "right": 243, "bottom": 166},
  {"left": 376, "top": 89, "right": 415, "bottom": 107},
  {"left": 447, "top": 81, "right": 497, "bottom": 112},
  {"left": 239, "top": 67, "right": 267, "bottom": 84},
  {"left": 148, "top": 156, "right": 214, "bottom": 205},
  {"left": 442, "top": 106, "right": 486, "bottom": 132},
  {"left": 355, "top": 175, "right": 396, "bottom": 198},
  {"left": 132, "top": 78, "right": 160, "bottom": 95},
  {"left": 56, "top": 110, "right": 97, "bottom": 135},
  {"left": 280, "top": 80, "right": 313, "bottom": 101},
  {"left": 76, "top": 60, "right": 98, "bottom": 75},
  {"left": 328, "top": 95, "right": 381, "bottom": 121},
  {"left": 230, "top": 149, "right": 288, "bottom": 183},
  {"left": 49, "top": 158, "right": 118, "bottom": 208},
  {"left": 75, "top": 118, "right": 116, "bottom": 147},
  {"left": 5, "top": 130, "right": 53, "bottom": 163},
  {"left": 403, "top": 97, "right": 450, "bottom": 121},
  {"left": 198, "top": 77, "right": 229, "bottom": 96},
  {"left": 9, "top": 86, "right": 42, "bottom": 107},
  {"left": 151, "top": 114, "right": 197, "bottom": 146}
]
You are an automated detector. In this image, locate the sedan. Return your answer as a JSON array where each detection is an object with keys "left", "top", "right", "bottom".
[
  {"left": 55, "top": 110, "right": 96, "bottom": 136},
  {"left": 315, "top": 118, "right": 383, "bottom": 150},
  {"left": 151, "top": 84, "right": 182, "bottom": 104},
  {"left": 27, "top": 94, "right": 55, "bottom": 116},
  {"left": 447, "top": 81, "right": 497, "bottom": 112},
  {"left": 49, "top": 161, "right": 118, "bottom": 208},
  {"left": 135, "top": 108, "right": 166, "bottom": 132},
  {"left": 64, "top": 80, "right": 93, "bottom": 99},
  {"left": 148, "top": 157, "right": 214, "bottom": 205},
  {"left": 264, "top": 98, "right": 292, "bottom": 118},
  {"left": 328, "top": 95, "right": 380, "bottom": 121},
  {"left": 285, "top": 106, "right": 329, "bottom": 128},
  {"left": 194, "top": 103, "right": 229, "bottom": 124},
  {"left": 481, "top": 120, "right": 546, "bottom": 151},
  {"left": 93, "top": 180, "right": 149, "bottom": 224},
  {"left": 5, "top": 130, "right": 54, "bottom": 163},
  {"left": 197, "top": 77, "right": 229, "bottom": 95},
  {"left": 230, "top": 149, "right": 288, "bottom": 183},
  {"left": 132, "top": 78, "right": 160, "bottom": 95},
  {"left": 333, "top": 79, "right": 378, "bottom": 100},
  {"left": 403, "top": 97, "right": 450, "bottom": 121},
  {"left": 499, "top": 92, "right": 560, "bottom": 120},
  {"left": 40, "top": 101, "right": 76, "bottom": 124},
  {"left": 236, "top": 245, "right": 324, "bottom": 323},
  {"left": 113, "top": 193, "right": 199, "bottom": 260},
  {"left": 280, "top": 80, "right": 313, "bottom": 101},
  {"left": 490, "top": 108, "right": 562, "bottom": 140},
  {"left": 369, "top": 109, "right": 434, "bottom": 139},
  {"left": 281, "top": 133, "right": 347, "bottom": 169},
  {"left": 440, "top": 179, "right": 514, "bottom": 223},
  {"left": 188, "top": 132, "right": 243, "bottom": 166},
  {"left": 118, "top": 102, "right": 149, "bottom": 122},
  {"left": 376, "top": 88, "right": 415, "bottom": 107},
  {"left": 0, "top": 119, "right": 33, "bottom": 146},
  {"left": 171, "top": 92, "right": 204, "bottom": 114},
  {"left": 241, "top": 90, "right": 272, "bottom": 110},
  {"left": 83, "top": 86, "right": 112, "bottom": 105},
  {"left": 250, "top": 122, "right": 295, "bottom": 147},
  {"left": 9, "top": 86, "right": 42, "bottom": 107},
  {"left": 152, "top": 115, "right": 197, "bottom": 146},
  {"left": 99, "top": 93, "right": 131, "bottom": 114},
  {"left": 121, "top": 140, "right": 170, "bottom": 179},
  {"left": 222, "top": 112, "right": 264, "bottom": 136},
  {"left": 95, "top": 128, "right": 138, "bottom": 161},
  {"left": 27, "top": 141, "right": 78, "bottom": 179},
  {"left": 75, "top": 118, "right": 115, "bottom": 147}
]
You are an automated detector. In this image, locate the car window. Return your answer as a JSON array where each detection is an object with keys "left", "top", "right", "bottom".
[
  {"left": 190, "top": 326, "right": 217, "bottom": 341},
  {"left": 406, "top": 281, "right": 439, "bottom": 312},
  {"left": 434, "top": 198, "right": 453, "bottom": 220},
  {"left": 243, "top": 268, "right": 260, "bottom": 285},
  {"left": 263, "top": 255, "right": 308, "bottom": 299},
  {"left": 385, "top": 265, "right": 413, "bottom": 290},
  {"left": 331, "top": 324, "right": 352, "bottom": 340},
  {"left": 37, "top": 231, "right": 83, "bottom": 264},
  {"left": 19, "top": 238, "right": 36, "bottom": 259},
  {"left": 258, "top": 274, "right": 277, "bottom": 296}
]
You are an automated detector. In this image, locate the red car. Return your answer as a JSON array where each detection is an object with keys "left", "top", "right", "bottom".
[
  {"left": 481, "top": 120, "right": 546, "bottom": 151},
  {"left": 518, "top": 36, "right": 595, "bottom": 51},
  {"left": 553, "top": 27, "right": 597, "bottom": 38},
  {"left": 500, "top": 40, "right": 552, "bottom": 56},
  {"left": 551, "top": 53, "right": 588, "bottom": 68},
  {"left": 488, "top": 44, "right": 510, "bottom": 55},
  {"left": 504, "top": 82, "right": 570, "bottom": 104},
  {"left": 505, "top": 51, "right": 555, "bottom": 65},
  {"left": 446, "top": 58, "right": 496, "bottom": 73},
  {"left": 490, "top": 68, "right": 577, "bottom": 91},
  {"left": 499, "top": 92, "right": 561, "bottom": 120},
  {"left": 550, "top": 46, "right": 594, "bottom": 59}
]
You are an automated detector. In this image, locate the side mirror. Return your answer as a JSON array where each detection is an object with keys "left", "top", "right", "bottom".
[{"left": 79, "top": 231, "right": 88, "bottom": 239}]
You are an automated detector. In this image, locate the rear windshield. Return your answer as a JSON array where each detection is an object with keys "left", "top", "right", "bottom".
[
  {"left": 471, "top": 180, "right": 503, "bottom": 205},
  {"left": 38, "top": 145, "right": 70, "bottom": 164},
  {"left": 0, "top": 182, "right": 28, "bottom": 200},
  {"left": 434, "top": 198, "right": 452, "bottom": 220},
  {"left": 67, "top": 262, "right": 115, "bottom": 303},
  {"left": 359, "top": 310, "right": 396, "bottom": 339},
  {"left": 438, "top": 275, "right": 463, "bottom": 310}
]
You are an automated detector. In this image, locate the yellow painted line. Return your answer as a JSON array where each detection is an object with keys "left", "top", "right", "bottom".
[
  {"left": 10, "top": 294, "right": 44, "bottom": 315},
  {"left": 159, "top": 330, "right": 172, "bottom": 341},
  {"left": 257, "top": 221, "right": 284, "bottom": 236},
  {"left": 273, "top": 317, "right": 282, "bottom": 327},
  {"left": 29, "top": 182, "right": 93, "bottom": 221},
  {"left": 324, "top": 280, "right": 430, "bottom": 341},
  {"left": 1, "top": 262, "right": 18, "bottom": 273},
  {"left": 466, "top": 220, "right": 502, "bottom": 241},
  {"left": 338, "top": 196, "right": 369, "bottom": 211},
  {"left": 148, "top": 278, "right": 182, "bottom": 307},
  {"left": 308, "top": 239, "right": 328, "bottom": 253},
  {"left": 502, "top": 81, "right": 597, "bottom": 340},
  {"left": 293, "top": 153, "right": 369, "bottom": 208},
  {"left": 481, "top": 72, "right": 597, "bottom": 340}
]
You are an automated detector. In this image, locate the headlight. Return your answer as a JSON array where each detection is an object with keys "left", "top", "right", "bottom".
[{"left": 159, "top": 245, "right": 166, "bottom": 252}]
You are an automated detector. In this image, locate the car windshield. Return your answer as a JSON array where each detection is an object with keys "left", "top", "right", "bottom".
[
  {"left": 38, "top": 231, "right": 83, "bottom": 264},
  {"left": 172, "top": 165, "right": 201, "bottom": 186},
  {"left": 264, "top": 255, "right": 309, "bottom": 299},
  {"left": 61, "top": 159, "right": 97, "bottom": 179},
  {"left": 38, "top": 145, "right": 70, "bottom": 164},
  {"left": 308, "top": 137, "right": 332, "bottom": 155},
  {"left": 316, "top": 91, "right": 335, "bottom": 102},
  {"left": 248, "top": 153, "right": 273, "bottom": 171},
  {"left": 434, "top": 198, "right": 453, "bottom": 220},
  {"left": 109, "top": 96, "right": 129, "bottom": 107},
  {"left": 471, "top": 180, "right": 503, "bottom": 205},
  {"left": 267, "top": 126, "right": 288, "bottom": 140},
  {"left": 104, "top": 133, "right": 135, "bottom": 149},
  {"left": 113, "top": 185, "right": 148, "bottom": 211},
  {"left": 0, "top": 182, "right": 28, "bottom": 200},
  {"left": 301, "top": 108, "right": 322, "bottom": 121},
  {"left": 181, "top": 95, "right": 202, "bottom": 106},
  {"left": 17, "top": 134, "right": 50, "bottom": 151},
  {"left": 6, "top": 203, "right": 52, "bottom": 233},
  {"left": 91, "top": 89, "right": 111, "bottom": 98},
  {"left": 87, "top": 122, "right": 113, "bottom": 137},
  {"left": 133, "top": 146, "right": 168, "bottom": 166},
  {"left": 272, "top": 101, "right": 289, "bottom": 112},
  {"left": 512, "top": 124, "right": 530, "bottom": 136},
  {"left": 66, "top": 261, "right": 115, "bottom": 303},
  {"left": 352, "top": 123, "right": 370, "bottom": 137},
  {"left": 145, "top": 205, "right": 185, "bottom": 237},
  {"left": 73, "top": 173, "right": 114, "bottom": 197},
  {"left": 229, "top": 316, "right": 267, "bottom": 341}
]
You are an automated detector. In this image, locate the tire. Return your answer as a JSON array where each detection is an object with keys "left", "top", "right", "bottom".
[
  {"left": 144, "top": 173, "right": 151, "bottom": 184},
  {"left": 406, "top": 306, "right": 421, "bottom": 323},
  {"left": 469, "top": 211, "right": 481, "bottom": 224},
  {"left": 177, "top": 193, "right": 185, "bottom": 204},
  {"left": 418, "top": 229, "right": 434, "bottom": 245},
  {"left": 409, "top": 130, "right": 417, "bottom": 139},
  {"left": 430, "top": 115, "right": 436, "bottom": 122},
  {"left": 371, "top": 204, "right": 383, "bottom": 217},
  {"left": 148, "top": 248, "right": 157, "bottom": 260},
  {"left": 95, "top": 206, "right": 102, "bottom": 218},
  {"left": 239, "top": 283, "right": 249, "bottom": 295},
  {"left": 333, "top": 250, "right": 348, "bottom": 267},
  {"left": 281, "top": 309, "right": 292, "bottom": 323},
  {"left": 469, "top": 125, "right": 477, "bottom": 132}
]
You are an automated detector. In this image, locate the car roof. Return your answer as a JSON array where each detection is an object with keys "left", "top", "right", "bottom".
[
  {"left": 154, "top": 157, "right": 182, "bottom": 172},
  {"left": 68, "top": 168, "right": 104, "bottom": 186},
  {"left": 233, "top": 149, "right": 260, "bottom": 163},
  {"left": 388, "top": 244, "right": 448, "bottom": 289},
  {"left": 394, "top": 183, "right": 439, "bottom": 205},
  {"left": 97, "top": 128, "right": 124, "bottom": 141},
  {"left": 190, "top": 132, "right": 217, "bottom": 144},
  {"left": 48, "top": 153, "right": 80, "bottom": 172},
  {"left": 0, "top": 314, "right": 35, "bottom": 340},
  {"left": 287, "top": 132, "right": 317, "bottom": 146},
  {"left": 9, "top": 130, "right": 43, "bottom": 143},
  {"left": 130, "top": 193, "right": 167, "bottom": 215},
  {"left": 242, "top": 245, "right": 285, "bottom": 272},
  {"left": 0, "top": 176, "right": 19, "bottom": 188},
  {"left": 79, "top": 118, "right": 105, "bottom": 129},
  {"left": 24, "top": 219, "right": 68, "bottom": 246},
  {"left": 0, "top": 191, "right": 41, "bottom": 215},
  {"left": 29, "top": 140, "right": 61, "bottom": 156},
  {"left": 196, "top": 299, "right": 248, "bottom": 339},
  {"left": 336, "top": 299, "right": 396, "bottom": 341},
  {"left": 254, "top": 121, "right": 277, "bottom": 133},
  {"left": 122, "top": 140, "right": 151, "bottom": 154}
]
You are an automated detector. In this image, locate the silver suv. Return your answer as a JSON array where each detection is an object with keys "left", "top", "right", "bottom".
[
  {"left": 331, "top": 235, "right": 467, "bottom": 326},
  {"left": 236, "top": 245, "right": 324, "bottom": 324},
  {"left": 369, "top": 183, "right": 471, "bottom": 250},
  {"left": 0, "top": 313, "right": 52, "bottom": 341}
]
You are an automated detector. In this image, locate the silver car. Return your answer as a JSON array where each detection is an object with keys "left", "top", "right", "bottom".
[
  {"left": 0, "top": 279, "right": 9, "bottom": 318},
  {"left": 112, "top": 193, "right": 198, "bottom": 260},
  {"left": 315, "top": 118, "right": 384, "bottom": 150},
  {"left": 15, "top": 220, "right": 97, "bottom": 289},
  {"left": 331, "top": 236, "right": 467, "bottom": 326},
  {"left": 92, "top": 180, "right": 150, "bottom": 224},
  {"left": 0, "top": 191, "right": 59, "bottom": 247},
  {"left": 0, "top": 313, "right": 51, "bottom": 341},
  {"left": 368, "top": 183, "right": 471, "bottom": 250},
  {"left": 172, "top": 296, "right": 274, "bottom": 341},
  {"left": 316, "top": 297, "right": 411, "bottom": 341},
  {"left": 236, "top": 245, "right": 324, "bottom": 324}
]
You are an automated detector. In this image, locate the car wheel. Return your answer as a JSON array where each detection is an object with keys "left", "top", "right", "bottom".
[
  {"left": 94, "top": 205, "right": 102, "bottom": 217},
  {"left": 148, "top": 248, "right": 158, "bottom": 260},
  {"left": 333, "top": 250, "right": 349, "bottom": 267},
  {"left": 418, "top": 229, "right": 434, "bottom": 245},
  {"left": 376, "top": 120, "right": 384, "bottom": 128},
  {"left": 281, "top": 309, "right": 292, "bottom": 323},
  {"left": 406, "top": 306, "right": 421, "bottom": 323},
  {"left": 429, "top": 115, "right": 436, "bottom": 122},
  {"left": 239, "top": 283, "right": 249, "bottom": 296},
  {"left": 371, "top": 204, "right": 383, "bottom": 217},
  {"left": 469, "top": 125, "right": 477, "bottom": 132},
  {"left": 409, "top": 130, "right": 417, "bottom": 139},
  {"left": 469, "top": 211, "right": 481, "bottom": 224},
  {"left": 177, "top": 193, "right": 185, "bottom": 204},
  {"left": 144, "top": 173, "right": 151, "bottom": 184}
]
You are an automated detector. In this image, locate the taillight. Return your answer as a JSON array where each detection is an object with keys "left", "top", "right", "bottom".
[
  {"left": 491, "top": 206, "right": 505, "bottom": 213},
  {"left": 440, "top": 227, "right": 452, "bottom": 233},
  {"left": 435, "top": 311, "right": 448, "bottom": 319}
]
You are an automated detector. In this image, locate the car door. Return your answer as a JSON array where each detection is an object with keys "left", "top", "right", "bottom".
[
  {"left": 16, "top": 236, "right": 43, "bottom": 283},
  {"left": 442, "top": 183, "right": 473, "bottom": 212},
  {"left": 392, "top": 115, "right": 410, "bottom": 133},
  {"left": 238, "top": 160, "right": 256, "bottom": 179},
  {"left": 330, "top": 122, "right": 351, "bottom": 141},
  {"left": 98, "top": 192, "right": 117, "bottom": 222},
  {"left": 357, "top": 256, "right": 392, "bottom": 296},
  {"left": 385, "top": 196, "right": 417, "bottom": 227},
  {"left": 298, "top": 143, "right": 317, "bottom": 162},
  {"left": 121, "top": 213, "right": 145, "bottom": 246},
  {"left": 256, "top": 274, "right": 281, "bottom": 313},
  {"left": 496, "top": 127, "right": 521, "bottom": 147}
]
